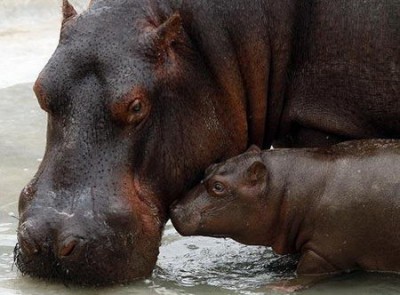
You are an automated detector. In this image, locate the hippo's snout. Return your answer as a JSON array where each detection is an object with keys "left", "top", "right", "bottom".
[
  {"left": 18, "top": 223, "right": 83, "bottom": 260},
  {"left": 15, "top": 187, "right": 161, "bottom": 285},
  {"left": 170, "top": 201, "right": 202, "bottom": 236}
]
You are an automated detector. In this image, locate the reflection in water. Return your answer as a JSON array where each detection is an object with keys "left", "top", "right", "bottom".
[
  {"left": 156, "top": 224, "right": 296, "bottom": 290},
  {"left": 1, "top": 1, "right": 400, "bottom": 295}
]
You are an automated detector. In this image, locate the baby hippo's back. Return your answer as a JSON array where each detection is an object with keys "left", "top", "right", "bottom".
[{"left": 302, "top": 139, "right": 400, "bottom": 273}]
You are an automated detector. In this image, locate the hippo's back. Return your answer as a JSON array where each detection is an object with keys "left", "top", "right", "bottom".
[{"left": 286, "top": 1, "right": 400, "bottom": 142}]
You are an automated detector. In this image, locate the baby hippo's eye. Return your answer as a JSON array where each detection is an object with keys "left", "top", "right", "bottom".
[{"left": 212, "top": 181, "right": 225, "bottom": 194}]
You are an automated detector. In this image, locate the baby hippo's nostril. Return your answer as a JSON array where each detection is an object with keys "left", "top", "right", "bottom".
[
  {"left": 169, "top": 200, "right": 184, "bottom": 215},
  {"left": 170, "top": 204, "right": 183, "bottom": 219},
  {"left": 59, "top": 238, "right": 80, "bottom": 257},
  {"left": 169, "top": 202, "right": 201, "bottom": 236}
]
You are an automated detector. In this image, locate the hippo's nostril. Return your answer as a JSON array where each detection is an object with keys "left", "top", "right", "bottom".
[
  {"left": 169, "top": 201, "right": 183, "bottom": 215},
  {"left": 59, "top": 238, "right": 79, "bottom": 257},
  {"left": 18, "top": 225, "right": 40, "bottom": 256},
  {"left": 19, "top": 235, "right": 39, "bottom": 256}
]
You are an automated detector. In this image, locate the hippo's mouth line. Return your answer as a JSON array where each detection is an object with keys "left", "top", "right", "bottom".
[
  {"left": 136, "top": 190, "right": 166, "bottom": 228},
  {"left": 14, "top": 243, "right": 116, "bottom": 286},
  {"left": 199, "top": 197, "right": 238, "bottom": 220},
  {"left": 14, "top": 243, "right": 58, "bottom": 281}
]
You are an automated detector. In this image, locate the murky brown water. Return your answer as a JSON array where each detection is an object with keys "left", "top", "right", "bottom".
[{"left": 1, "top": 1, "right": 400, "bottom": 294}]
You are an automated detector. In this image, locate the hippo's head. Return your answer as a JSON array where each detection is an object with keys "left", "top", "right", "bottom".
[
  {"left": 16, "top": 0, "right": 248, "bottom": 285},
  {"left": 170, "top": 146, "right": 270, "bottom": 245}
]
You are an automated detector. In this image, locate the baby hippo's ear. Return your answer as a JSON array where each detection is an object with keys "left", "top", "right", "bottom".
[
  {"left": 246, "top": 145, "right": 262, "bottom": 153},
  {"left": 246, "top": 161, "right": 267, "bottom": 186}
]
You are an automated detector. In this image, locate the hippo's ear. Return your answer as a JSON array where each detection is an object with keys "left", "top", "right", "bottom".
[
  {"left": 62, "top": 0, "right": 77, "bottom": 25},
  {"left": 155, "top": 12, "right": 184, "bottom": 50},
  {"left": 246, "top": 161, "right": 267, "bottom": 186},
  {"left": 246, "top": 145, "right": 262, "bottom": 154}
]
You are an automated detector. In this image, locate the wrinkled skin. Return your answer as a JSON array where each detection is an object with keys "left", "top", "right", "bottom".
[
  {"left": 16, "top": 0, "right": 399, "bottom": 285},
  {"left": 171, "top": 140, "right": 400, "bottom": 276}
]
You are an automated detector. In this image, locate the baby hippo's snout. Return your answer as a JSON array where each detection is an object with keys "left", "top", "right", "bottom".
[
  {"left": 170, "top": 183, "right": 214, "bottom": 236},
  {"left": 170, "top": 200, "right": 202, "bottom": 236}
]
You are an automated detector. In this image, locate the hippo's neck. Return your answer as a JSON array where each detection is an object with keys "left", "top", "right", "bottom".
[
  {"left": 179, "top": 0, "right": 296, "bottom": 149},
  {"left": 260, "top": 149, "right": 329, "bottom": 255}
]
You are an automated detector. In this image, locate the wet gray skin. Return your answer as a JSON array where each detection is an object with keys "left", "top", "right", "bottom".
[
  {"left": 14, "top": 0, "right": 400, "bottom": 287},
  {"left": 2, "top": 4, "right": 400, "bottom": 292}
]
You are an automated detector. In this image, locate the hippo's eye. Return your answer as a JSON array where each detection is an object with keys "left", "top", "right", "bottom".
[
  {"left": 130, "top": 99, "right": 142, "bottom": 114},
  {"left": 126, "top": 98, "right": 149, "bottom": 125},
  {"left": 111, "top": 87, "right": 151, "bottom": 126},
  {"left": 212, "top": 181, "right": 225, "bottom": 194}
]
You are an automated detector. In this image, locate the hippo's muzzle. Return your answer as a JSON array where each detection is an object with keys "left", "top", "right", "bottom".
[
  {"left": 169, "top": 185, "right": 209, "bottom": 236},
  {"left": 15, "top": 183, "right": 162, "bottom": 285},
  {"left": 170, "top": 202, "right": 202, "bottom": 236}
]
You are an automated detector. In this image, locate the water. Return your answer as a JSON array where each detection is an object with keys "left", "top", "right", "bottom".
[{"left": 1, "top": 1, "right": 400, "bottom": 294}]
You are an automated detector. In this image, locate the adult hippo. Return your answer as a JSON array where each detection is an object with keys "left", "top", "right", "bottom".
[{"left": 16, "top": 0, "right": 399, "bottom": 285}]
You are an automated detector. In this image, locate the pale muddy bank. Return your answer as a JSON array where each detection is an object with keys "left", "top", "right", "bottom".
[{"left": 1, "top": 1, "right": 400, "bottom": 294}]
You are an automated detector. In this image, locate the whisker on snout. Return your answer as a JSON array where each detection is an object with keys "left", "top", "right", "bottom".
[
  {"left": 12, "top": 243, "right": 20, "bottom": 271},
  {"left": 9, "top": 213, "right": 19, "bottom": 221}
]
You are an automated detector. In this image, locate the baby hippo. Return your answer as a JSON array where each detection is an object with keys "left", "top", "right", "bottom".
[{"left": 170, "top": 139, "right": 400, "bottom": 277}]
